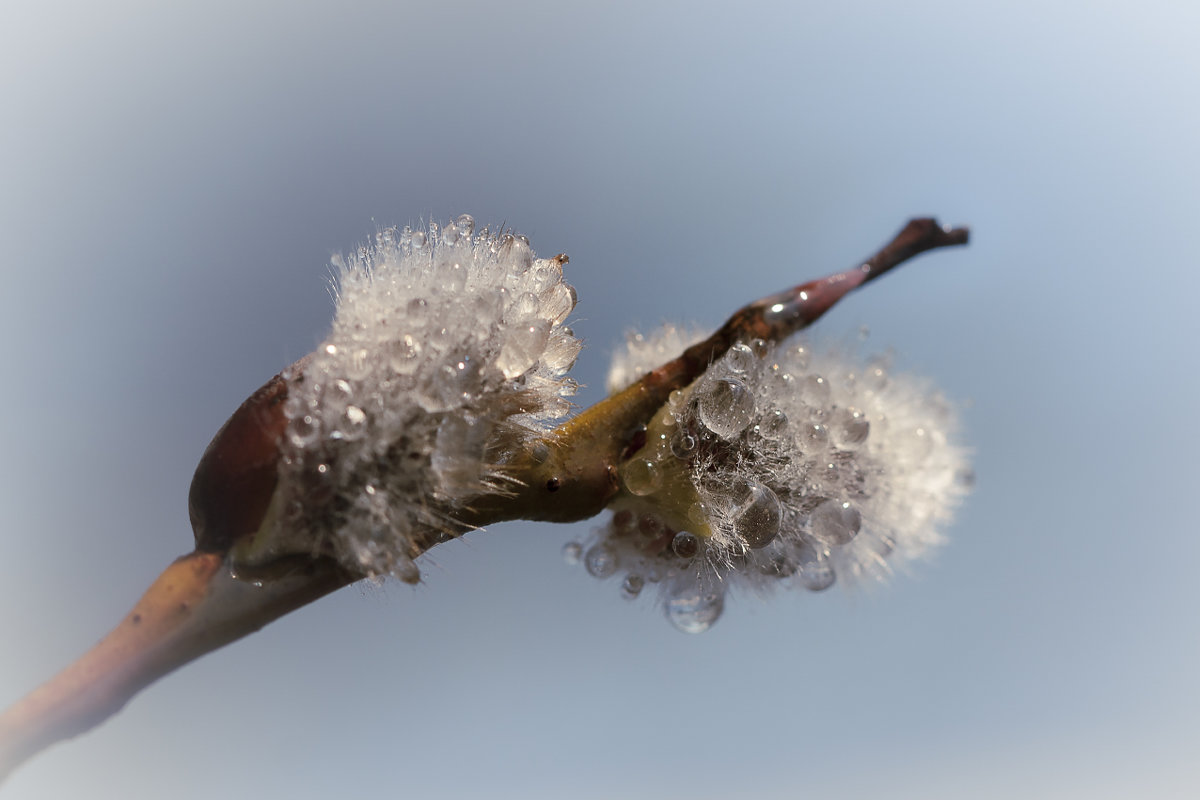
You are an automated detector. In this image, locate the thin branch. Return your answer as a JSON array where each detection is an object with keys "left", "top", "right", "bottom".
[{"left": 0, "top": 554, "right": 352, "bottom": 783}]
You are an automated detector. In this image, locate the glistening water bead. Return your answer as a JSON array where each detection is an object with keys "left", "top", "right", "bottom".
[
  {"left": 729, "top": 480, "right": 782, "bottom": 549},
  {"left": 671, "top": 531, "right": 699, "bottom": 559},
  {"left": 725, "top": 342, "right": 756, "bottom": 374},
  {"left": 695, "top": 377, "right": 755, "bottom": 439},
  {"left": 585, "top": 543, "right": 620, "bottom": 578},
  {"left": 496, "top": 322, "right": 551, "bottom": 379},
  {"left": 809, "top": 499, "right": 862, "bottom": 546},
  {"left": 670, "top": 430, "right": 696, "bottom": 459},
  {"left": 830, "top": 406, "right": 869, "bottom": 448},
  {"left": 755, "top": 409, "right": 789, "bottom": 440},
  {"left": 621, "top": 574, "right": 645, "bottom": 599},
  {"left": 454, "top": 213, "right": 475, "bottom": 237},
  {"left": 621, "top": 458, "right": 662, "bottom": 496},
  {"left": 799, "top": 560, "right": 837, "bottom": 592},
  {"left": 665, "top": 580, "right": 725, "bottom": 634}
]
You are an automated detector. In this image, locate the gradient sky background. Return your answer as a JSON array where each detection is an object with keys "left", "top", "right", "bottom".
[{"left": 2, "top": 1, "right": 1197, "bottom": 798}]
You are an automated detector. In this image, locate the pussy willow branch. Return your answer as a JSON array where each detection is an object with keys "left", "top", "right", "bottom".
[{"left": 0, "top": 218, "right": 967, "bottom": 783}]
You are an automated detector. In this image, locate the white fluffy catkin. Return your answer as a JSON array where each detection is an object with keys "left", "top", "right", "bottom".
[
  {"left": 276, "top": 217, "right": 581, "bottom": 580},
  {"left": 568, "top": 326, "right": 971, "bottom": 633}
]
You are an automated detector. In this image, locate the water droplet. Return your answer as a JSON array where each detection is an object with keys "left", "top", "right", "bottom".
[
  {"left": 540, "top": 283, "right": 576, "bottom": 326},
  {"left": 499, "top": 234, "right": 533, "bottom": 274},
  {"left": 793, "top": 540, "right": 835, "bottom": 590},
  {"left": 388, "top": 334, "right": 422, "bottom": 375},
  {"left": 670, "top": 430, "right": 697, "bottom": 459},
  {"left": 757, "top": 541, "right": 798, "bottom": 578},
  {"left": 289, "top": 413, "right": 320, "bottom": 448},
  {"left": 800, "top": 422, "right": 829, "bottom": 452},
  {"left": 562, "top": 541, "right": 583, "bottom": 565},
  {"left": 809, "top": 499, "right": 862, "bottom": 546},
  {"left": 638, "top": 514, "right": 665, "bottom": 539},
  {"left": 665, "top": 578, "right": 724, "bottom": 633},
  {"left": 725, "top": 343, "right": 755, "bottom": 374},
  {"left": 497, "top": 321, "right": 551, "bottom": 379},
  {"left": 394, "top": 557, "right": 420, "bottom": 585},
  {"left": 862, "top": 358, "right": 889, "bottom": 391},
  {"left": 696, "top": 377, "right": 755, "bottom": 438},
  {"left": 621, "top": 574, "right": 645, "bottom": 599},
  {"left": 749, "top": 338, "right": 769, "bottom": 358},
  {"left": 729, "top": 480, "right": 782, "bottom": 549},
  {"left": 768, "top": 365, "right": 794, "bottom": 390},
  {"left": 510, "top": 291, "right": 541, "bottom": 321},
  {"left": 799, "top": 560, "right": 836, "bottom": 591},
  {"left": 622, "top": 458, "right": 662, "bottom": 496},
  {"left": 798, "top": 374, "right": 830, "bottom": 407},
  {"left": 671, "top": 531, "right": 699, "bottom": 558},
  {"left": 755, "top": 409, "right": 789, "bottom": 440},
  {"left": 455, "top": 214, "right": 475, "bottom": 237},
  {"left": 667, "top": 389, "right": 686, "bottom": 413},
  {"left": 411, "top": 230, "right": 428, "bottom": 249},
  {"left": 585, "top": 543, "right": 620, "bottom": 578},
  {"left": 541, "top": 331, "right": 582, "bottom": 376},
  {"left": 830, "top": 407, "right": 870, "bottom": 449},
  {"left": 530, "top": 261, "right": 562, "bottom": 293}
]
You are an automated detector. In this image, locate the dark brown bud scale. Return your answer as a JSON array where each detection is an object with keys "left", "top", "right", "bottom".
[{"left": 188, "top": 361, "right": 302, "bottom": 553}]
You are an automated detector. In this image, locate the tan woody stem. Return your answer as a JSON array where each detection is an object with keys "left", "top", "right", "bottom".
[{"left": 0, "top": 553, "right": 352, "bottom": 783}]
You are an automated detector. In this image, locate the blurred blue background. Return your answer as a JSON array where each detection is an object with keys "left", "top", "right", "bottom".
[{"left": 2, "top": 1, "right": 1197, "bottom": 797}]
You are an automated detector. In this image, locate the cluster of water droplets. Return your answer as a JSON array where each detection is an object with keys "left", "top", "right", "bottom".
[
  {"left": 276, "top": 216, "right": 581, "bottom": 579},
  {"left": 567, "top": 328, "right": 971, "bottom": 633}
]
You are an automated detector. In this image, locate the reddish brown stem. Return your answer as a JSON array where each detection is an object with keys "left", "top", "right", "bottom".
[{"left": 673, "top": 218, "right": 968, "bottom": 389}]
